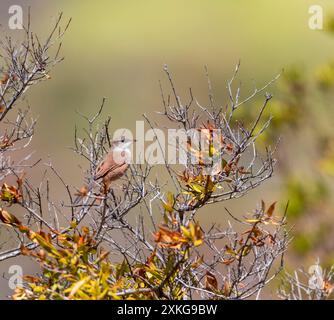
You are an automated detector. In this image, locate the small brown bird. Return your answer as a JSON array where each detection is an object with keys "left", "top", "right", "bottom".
[{"left": 94, "top": 137, "right": 134, "bottom": 190}]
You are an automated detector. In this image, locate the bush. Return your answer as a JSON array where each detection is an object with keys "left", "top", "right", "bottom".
[{"left": 0, "top": 13, "right": 332, "bottom": 300}]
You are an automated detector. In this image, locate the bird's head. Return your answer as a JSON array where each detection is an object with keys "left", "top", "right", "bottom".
[{"left": 112, "top": 136, "right": 136, "bottom": 149}]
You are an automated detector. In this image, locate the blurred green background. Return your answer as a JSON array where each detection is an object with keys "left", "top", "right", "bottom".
[{"left": 1, "top": 0, "right": 334, "bottom": 299}]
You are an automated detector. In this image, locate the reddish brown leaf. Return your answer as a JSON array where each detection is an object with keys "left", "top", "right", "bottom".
[
  {"left": 0, "top": 208, "right": 21, "bottom": 226},
  {"left": 266, "top": 202, "right": 277, "bottom": 217},
  {"left": 205, "top": 271, "right": 218, "bottom": 291}
]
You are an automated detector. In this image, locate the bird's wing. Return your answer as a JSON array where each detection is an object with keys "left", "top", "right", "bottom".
[{"left": 94, "top": 160, "right": 124, "bottom": 181}]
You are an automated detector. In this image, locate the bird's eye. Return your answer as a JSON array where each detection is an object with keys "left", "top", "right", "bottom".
[{"left": 121, "top": 136, "right": 125, "bottom": 143}]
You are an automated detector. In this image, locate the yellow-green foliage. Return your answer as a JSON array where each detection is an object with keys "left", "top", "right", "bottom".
[
  {"left": 11, "top": 223, "right": 197, "bottom": 300},
  {"left": 0, "top": 206, "right": 205, "bottom": 300}
]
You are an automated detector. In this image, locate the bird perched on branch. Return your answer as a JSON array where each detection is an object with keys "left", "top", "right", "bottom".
[
  {"left": 73, "top": 137, "right": 135, "bottom": 204},
  {"left": 94, "top": 136, "right": 135, "bottom": 191}
]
